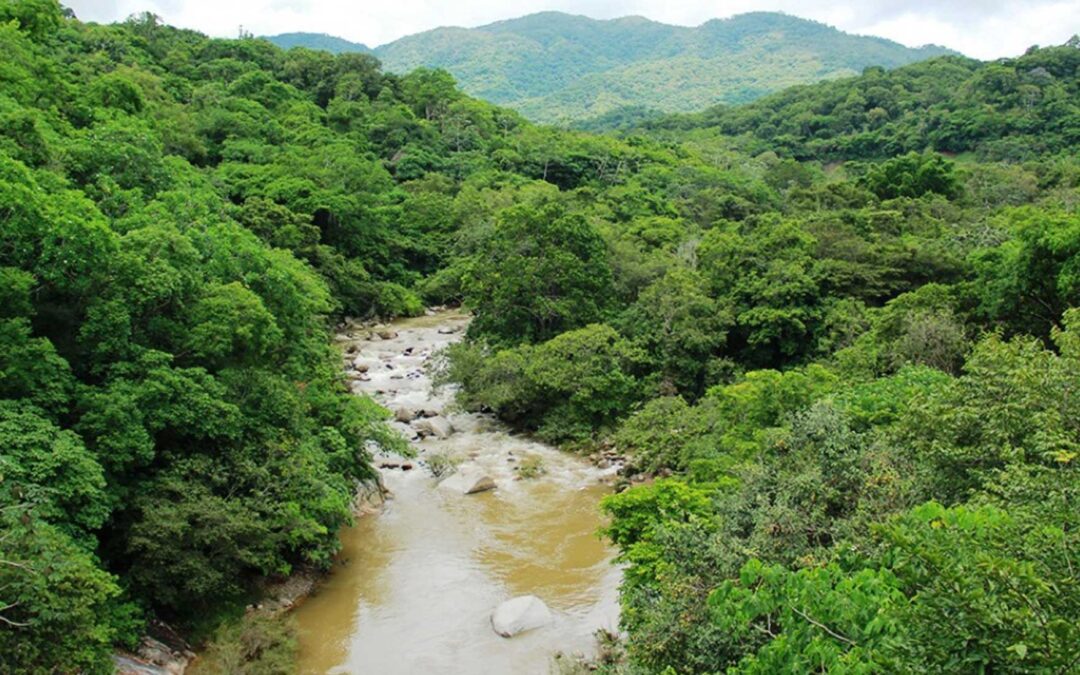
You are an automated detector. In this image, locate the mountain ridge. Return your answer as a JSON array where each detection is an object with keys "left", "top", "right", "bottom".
[
  {"left": 266, "top": 31, "right": 369, "bottom": 53},
  {"left": 266, "top": 11, "right": 956, "bottom": 123}
]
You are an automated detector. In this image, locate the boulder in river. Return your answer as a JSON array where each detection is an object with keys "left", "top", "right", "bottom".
[
  {"left": 491, "top": 595, "right": 552, "bottom": 638},
  {"left": 465, "top": 476, "right": 496, "bottom": 494},
  {"left": 394, "top": 407, "right": 416, "bottom": 423},
  {"left": 438, "top": 470, "right": 496, "bottom": 495},
  {"left": 378, "top": 330, "right": 399, "bottom": 340},
  {"left": 414, "top": 416, "right": 453, "bottom": 439}
]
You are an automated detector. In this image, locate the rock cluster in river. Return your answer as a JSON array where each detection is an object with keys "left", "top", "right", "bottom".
[{"left": 113, "top": 631, "right": 194, "bottom": 675}]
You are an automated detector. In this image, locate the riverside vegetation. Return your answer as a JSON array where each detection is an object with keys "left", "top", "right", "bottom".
[{"left": 0, "top": 0, "right": 1078, "bottom": 672}]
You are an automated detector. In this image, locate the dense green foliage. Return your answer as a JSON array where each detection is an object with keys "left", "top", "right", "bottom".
[
  {"left": 426, "top": 28, "right": 1080, "bottom": 675},
  {"left": 269, "top": 12, "right": 953, "bottom": 124},
  {"left": 0, "top": 1, "right": 504, "bottom": 669}
]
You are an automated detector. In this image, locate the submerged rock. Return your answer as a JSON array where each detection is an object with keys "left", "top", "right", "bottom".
[{"left": 491, "top": 595, "right": 552, "bottom": 638}]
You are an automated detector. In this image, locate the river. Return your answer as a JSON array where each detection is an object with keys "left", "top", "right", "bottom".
[{"left": 293, "top": 311, "right": 622, "bottom": 674}]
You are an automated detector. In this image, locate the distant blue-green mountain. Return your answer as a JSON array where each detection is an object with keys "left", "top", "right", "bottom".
[
  {"left": 266, "top": 12, "right": 956, "bottom": 123},
  {"left": 265, "top": 31, "right": 369, "bottom": 54}
]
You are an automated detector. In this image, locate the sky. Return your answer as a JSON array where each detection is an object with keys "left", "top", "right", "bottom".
[{"left": 65, "top": 0, "right": 1080, "bottom": 60}]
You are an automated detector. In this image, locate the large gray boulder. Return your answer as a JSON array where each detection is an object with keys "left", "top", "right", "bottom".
[
  {"left": 414, "top": 416, "right": 454, "bottom": 439},
  {"left": 437, "top": 470, "right": 496, "bottom": 495},
  {"left": 352, "top": 356, "right": 376, "bottom": 372},
  {"left": 465, "top": 476, "right": 496, "bottom": 494},
  {"left": 491, "top": 595, "right": 552, "bottom": 638}
]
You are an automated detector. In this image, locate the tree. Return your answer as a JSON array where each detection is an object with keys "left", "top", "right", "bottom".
[
  {"left": 861, "top": 152, "right": 961, "bottom": 200},
  {"left": 0, "top": 319, "right": 73, "bottom": 416},
  {"left": 0, "top": 499, "right": 128, "bottom": 675},
  {"left": 462, "top": 192, "right": 614, "bottom": 344},
  {"left": 878, "top": 499, "right": 1080, "bottom": 673},
  {"left": 0, "top": 402, "right": 108, "bottom": 541},
  {"left": 182, "top": 282, "right": 284, "bottom": 368},
  {"left": 898, "top": 310, "right": 1080, "bottom": 502},
  {"left": 972, "top": 208, "right": 1080, "bottom": 338},
  {"left": 620, "top": 268, "right": 732, "bottom": 397},
  {"left": 400, "top": 68, "right": 459, "bottom": 121},
  {"left": 699, "top": 219, "right": 822, "bottom": 366},
  {"left": 0, "top": 0, "right": 62, "bottom": 41}
]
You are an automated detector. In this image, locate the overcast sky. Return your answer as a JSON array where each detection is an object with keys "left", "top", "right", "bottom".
[{"left": 65, "top": 0, "right": 1080, "bottom": 60}]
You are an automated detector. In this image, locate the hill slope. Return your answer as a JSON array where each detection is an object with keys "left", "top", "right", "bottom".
[
  {"left": 267, "top": 12, "right": 954, "bottom": 123},
  {"left": 641, "top": 42, "right": 1080, "bottom": 161}
]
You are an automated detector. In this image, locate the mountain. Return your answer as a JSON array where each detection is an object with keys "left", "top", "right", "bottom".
[
  {"left": 266, "top": 12, "right": 955, "bottom": 123},
  {"left": 266, "top": 31, "right": 369, "bottom": 53}
]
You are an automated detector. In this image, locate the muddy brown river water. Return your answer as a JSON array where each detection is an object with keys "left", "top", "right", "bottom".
[{"left": 293, "top": 311, "right": 622, "bottom": 675}]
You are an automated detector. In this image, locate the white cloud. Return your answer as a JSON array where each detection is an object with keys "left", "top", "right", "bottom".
[{"left": 63, "top": 0, "right": 1080, "bottom": 58}]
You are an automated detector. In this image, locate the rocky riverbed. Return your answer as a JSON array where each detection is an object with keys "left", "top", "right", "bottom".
[{"left": 294, "top": 310, "right": 623, "bottom": 674}]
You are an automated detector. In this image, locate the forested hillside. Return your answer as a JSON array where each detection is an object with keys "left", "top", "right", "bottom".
[
  {"left": 268, "top": 12, "right": 953, "bottom": 124},
  {"left": 434, "top": 39, "right": 1080, "bottom": 674},
  {"left": 2, "top": 0, "right": 1080, "bottom": 672},
  {"left": 644, "top": 40, "right": 1080, "bottom": 161}
]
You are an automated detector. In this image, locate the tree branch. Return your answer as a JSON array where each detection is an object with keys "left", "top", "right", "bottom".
[{"left": 790, "top": 605, "right": 858, "bottom": 647}]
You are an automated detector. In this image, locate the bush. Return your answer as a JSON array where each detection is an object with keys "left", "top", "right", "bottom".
[
  {"left": 440, "top": 324, "right": 642, "bottom": 443},
  {"left": 198, "top": 612, "right": 297, "bottom": 675},
  {"left": 424, "top": 451, "right": 459, "bottom": 478},
  {"left": 515, "top": 454, "right": 546, "bottom": 479}
]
